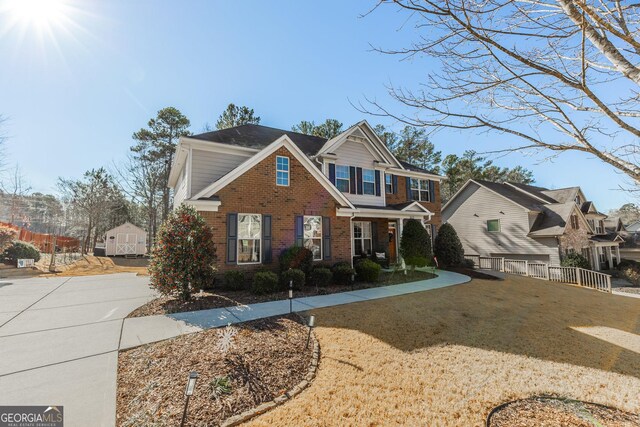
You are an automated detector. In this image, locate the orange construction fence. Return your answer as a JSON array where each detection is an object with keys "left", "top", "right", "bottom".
[{"left": 0, "top": 221, "right": 80, "bottom": 252}]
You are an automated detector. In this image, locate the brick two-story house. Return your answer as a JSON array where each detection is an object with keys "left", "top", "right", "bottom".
[{"left": 168, "top": 120, "right": 443, "bottom": 273}]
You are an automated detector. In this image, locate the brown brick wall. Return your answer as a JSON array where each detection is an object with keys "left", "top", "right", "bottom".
[
  {"left": 199, "top": 146, "right": 352, "bottom": 274},
  {"left": 385, "top": 176, "right": 442, "bottom": 228}
]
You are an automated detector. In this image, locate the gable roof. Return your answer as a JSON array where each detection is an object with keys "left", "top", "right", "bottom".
[
  {"left": 191, "top": 134, "right": 355, "bottom": 209},
  {"left": 505, "top": 182, "right": 558, "bottom": 203},
  {"left": 541, "top": 187, "right": 581, "bottom": 204},
  {"left": 189, "top": 124, "right": 327, "bottom": 156},
  {"left": 528, "top": 203, "right": 580, "bottom": 237},
  {"left": 473, "top": 180, "right": 544, "bottom": 211}
]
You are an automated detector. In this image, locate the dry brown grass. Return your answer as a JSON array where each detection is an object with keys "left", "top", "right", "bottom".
[
  {"left": 41, "top": 255, "right": 148, "bottom": 277},
  {"left": 247, "top": 276, "right": 640, "bottom": 427}
]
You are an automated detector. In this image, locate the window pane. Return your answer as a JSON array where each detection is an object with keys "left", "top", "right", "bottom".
[
  {"left": 420, "top": 180, "right": 429, "bottom": 190},
  {"left": 420, "top": 190, "right": 429, "bottom": 201},
  {"left": 363, "top": 239, "right": 371, "bottom": 254},
  {"left": 336, "top": 165, "right": 349, "bottom": 179},
  {"left": 304, "top": 216, "right": 322, "bottom": 238},
  {"left": 363, "top": 169, "right": 375, "bottom": 182},
  {"left": 385, "top": 174, "right": 391, "bottom": 184},
  {"left": 354, "top": 223, "right": 362, "bottom": 238},
  {"left": 411, "top": 190, "right": 420, "bottom": 201},
  {"left": 361, "top": 222, "right": 371, "bottom": 238},
  {"left": 277, "top": 171, "right": 288, "bottom": 186},
  {"left": 487, "top": 220, "right": 500, "bottom": 232},
  {"left": 304, "top": 238, "right": 322, "bottom": 260},
  {"left": 238, "top": 239, "right": 260, "bottom": 263},
  {"left": 354, "top": 239, "right": 363, "bottom": 255},
  {"left": 337, "top": 179, "right": 349, "bottom": 192},
  {"left": 363, "top": 182, "right": 375, "bottom": 195},
  {"left": 238, "top": 214, "right": 261, "bottom": 238},
  {"left": 411, "top": 178, "right": 420, "bottom": 190},
  {"left": 276, "top": 156, "right": 289, "bottom": 171}
]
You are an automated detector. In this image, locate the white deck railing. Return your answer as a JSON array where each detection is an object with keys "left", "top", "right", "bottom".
[{"left": 467, "top": 255, "right": 611, "bottom": 293}]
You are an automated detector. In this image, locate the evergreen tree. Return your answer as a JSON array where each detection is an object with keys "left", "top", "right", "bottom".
[
  {"left": 399, "top": 219, "right": 432, "bottom": 271},
  {"left": 215, "top": 103, "right": 261, "bottom": 130},
  {"left": 433, "top": 223, "right": 464, "bottom": 268}
]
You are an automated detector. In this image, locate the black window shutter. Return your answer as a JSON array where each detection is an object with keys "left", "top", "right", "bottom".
[
  {"left": 370, "top": 221, "right": 377, "bottom": 254},
  {"left": 349, "top": 167, "right": 356, "bottom": 194},
  {"left": 392, "top": 174, "right": 398, "bottom": 194},
  {"left": 406, "top": 177, "right": 412, "bottom": 200},
  {"left": 375, "top": 170, "right": 381, "bottom": 197},
  {"left": 356, "top": 167, "right": 363, "bottom": 195},
  {"left": 428, "top": 180, "right": 435, "bottom": 202},
  {"left": 322, "top": 216, "right": 331, "bottom": 260},
  {"left": 295, "top": 215, "right": 304, "bottom": 247},
  {"left": 262, "top": 214, "right": 272, "bottom": 263},
  {"left": 226, "top": 213, "right": 237, "bottom": 264},
  {"left": 328, "top": 163, "right": 336, "bottom": 185}
]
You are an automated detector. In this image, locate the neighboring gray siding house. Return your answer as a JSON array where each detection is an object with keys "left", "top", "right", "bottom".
[{"left": 442, "top": 180, "right": 624, "bottom": 271}]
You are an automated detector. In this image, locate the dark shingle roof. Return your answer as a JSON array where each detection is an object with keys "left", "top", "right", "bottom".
[
  {"left": 190, "top": 124, "right": 327, "bottom": 156},
  {"left": 189, "top": 123, "right": 433, "bottom": 173},
  {"left": 474, "top": 180, "right": 544, "bottom": 211},
  {"left": 506, "top": 182, "right": 558, "bottom": 203}
]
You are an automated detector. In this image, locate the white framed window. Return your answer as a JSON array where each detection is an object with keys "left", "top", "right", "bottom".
[
  {"left": 303, "top": 216, "right": 322, "bottom": 260},
  {"left": 363, "top": 169, "right": 375, "bottom": 195},
  {"left": 487, "top": 219, "right": 500, "bottom": 233},
  {"left": 353, "top": 221, "right": 372, "bottom": 256},
  {"left": 385, "top": 174, "right": 393, "bottom": 194},
  {"left": 276, "top": 156, "right": 289, "bottom": 186},
  {"left": 238, "top": 214, "right": 261, "bottom": 264},
  {"left": 410, "top": 178, "right": 430, "bottom": 201},
  {"left": 336, "top": 165, "right": 350, "bottom": 192}
]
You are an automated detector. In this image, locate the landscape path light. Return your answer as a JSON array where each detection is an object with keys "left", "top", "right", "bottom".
[
  {"left": 289, "top": 279, "right": 293, "bottom": 314},
  {"left": 305, "top": 315, "right": 316, "bottom": 350},
  {"left": 180, "top": 371, "right": 198, "bottom": 427}
]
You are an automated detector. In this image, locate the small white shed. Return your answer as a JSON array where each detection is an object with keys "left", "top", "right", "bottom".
[{"left": 105, "top": 222, "right": 147, "bottom": 257}]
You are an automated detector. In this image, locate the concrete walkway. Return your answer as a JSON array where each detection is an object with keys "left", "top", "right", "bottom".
[
  {"left": 120, "top": 269, "right": 470, "bottom": 350},
  {"left": 0, "top": 273, "right": 156, "bottom": 427}
]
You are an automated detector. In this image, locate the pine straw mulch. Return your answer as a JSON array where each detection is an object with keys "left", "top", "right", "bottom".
[
  {"left": 488, "top": 396, "right": 640, "bottom": 426},
  {"left": 116, "top": 315, "right": 313, "bottom": 427},
  {"left": 127, "top": 270, "right": 436, "bottom": 318},
  {"left": 40, "top": 255, "right": 149, "bottom": 277}
]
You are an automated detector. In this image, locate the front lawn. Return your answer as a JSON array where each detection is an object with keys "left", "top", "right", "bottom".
[
  {"left": 128, "top": 269, "right": 435, "bottom": 318},
  {"left": 243, "top": 275, "right": 640, "bottom": 426}
]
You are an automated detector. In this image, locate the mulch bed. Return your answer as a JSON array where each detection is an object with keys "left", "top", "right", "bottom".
[
  {"left": 446, "top": 267, "right": 501, "bottom": 281},
  {"left": 487, "top": 396, "right": 640, "bottom": 427},
  {"left": 128, "top": 270, "right": 436, "bottom": 318},
  {"left": 116, "top": 315, "right": 313, "bottom": 427}
]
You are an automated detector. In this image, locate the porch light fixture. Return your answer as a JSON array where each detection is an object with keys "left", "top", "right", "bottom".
[
  {"left": 305, "top": 315, "right": 316, "bottom": 350},
  {"left": 180, "top": 371, "right": 199, "bottom": 427}
]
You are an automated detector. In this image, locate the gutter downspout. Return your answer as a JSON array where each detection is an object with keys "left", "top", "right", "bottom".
[{"left": 350, "top": 213, "right": 356, "bottom": 269}]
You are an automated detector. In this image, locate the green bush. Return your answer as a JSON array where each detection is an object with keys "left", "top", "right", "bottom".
[
  {"left": 279, "top": 246, "right": 314, "bottom": 279},
  {"left": 355, "top": 258, "right": 381, "bottom": 282},
  {"left": 310, "top": 267, "right": 332, "bottom": 288},
  {"left": 223, "top": 270, "right": 245, "bottom": 291},
  {"left": 251, "top": 271, "right": 279, "bottom": 295},
  {"left": 617, "top": 259, "right": 640, "bottom": 286},
  {"left": 434, "top": 223, "right": 464, "bottom": 268},
  {"left": 3, "top": 241, "right": 41, "bottom": 265},
  {"left": 148, "top": 205, "right": 217, "bottom": 301},
  {"left": 399, "top": 219, "right": 432, "bottom": 271},
  {"left": 281, "top": 268, "right": 305, "bottom": 290},
  {"left": 332, "top": 264, "right": 355, "bottom": 286},
  {"left": 462, "top": 258, "right": 475, "bottom": 269},
  {"left": 561, "top": 252, "right": 590, "bottom": 269}
]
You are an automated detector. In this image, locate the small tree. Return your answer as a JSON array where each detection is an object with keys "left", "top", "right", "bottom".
[
  {"left": 433, "top": 223, "right": 464, "bottom": 268},
  {"left": 0, "top": 226, "right": 17, "bottom": 252},
  {"left": 561, "top": 252, "right": 590, "bottom": 270},
  {"left": 149, "top": 205, "right": 217, "bottom": 301},
  {"left": 399, "top": 219, "right": 432, "bottom": 272}
]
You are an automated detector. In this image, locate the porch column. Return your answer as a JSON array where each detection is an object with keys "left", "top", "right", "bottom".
[
  {"left": 606, "top": 246, "right": 613, "bottom": 270},
  {"left": 616, "top": 245, "right": 621, "bottom": 264},
  {"left": 398, "top": 218, "right": 406, "bottom": 271},
  {"left": 592, "top": 247, "right": 600, "bottom": 271}
]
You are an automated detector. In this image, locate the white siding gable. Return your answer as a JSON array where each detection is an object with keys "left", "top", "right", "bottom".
[
  {"left": 190, "top": 149, "right": 253, "bottom": 197},
  {"left": 329, "top": 139, "right": 384, "bottom": 207}
]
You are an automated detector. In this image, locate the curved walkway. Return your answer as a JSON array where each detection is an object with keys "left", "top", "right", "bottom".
[{"left": 120, "top": 269, "right": 470, "bottom": 350}]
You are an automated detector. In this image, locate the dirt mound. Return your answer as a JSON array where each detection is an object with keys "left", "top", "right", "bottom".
[{"left": 43, "top": 255, "right": 149, "bottom": 277}]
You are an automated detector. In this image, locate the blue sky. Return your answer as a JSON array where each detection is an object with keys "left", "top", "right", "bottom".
[{"left": 0, "top": 0, "right": 633, "bottom": 211}]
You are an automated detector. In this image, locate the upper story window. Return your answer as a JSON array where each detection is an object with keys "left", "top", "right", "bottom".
[
  {"left": 238, "top": 214, "right": 262, "bottom": 264},
  {"left": 570, "top": 214, "right": 580, "bottom": 229},
  {"left": 385, "top": 174, "right": 393, "bottom": 194},
  {"left": 363, "top": 169, "right": 375, "bottom": 195},
  {"left": 303, "top": 216, "right": 322, "bottom": 260},
  {"left": 276, "top": 156, "right": 289, "bottom": 186},
  {"left": 410, "top": 178, "right": 430, "bottom": 201},
  {"left": 487, "top": 219, "right": 500, "bottom": 232},
  {"left": 575, "top": 195, "right": 581, "bottom": 206},
  {"left": 336, "top": 165, "right": 350, "bottom": 192}
]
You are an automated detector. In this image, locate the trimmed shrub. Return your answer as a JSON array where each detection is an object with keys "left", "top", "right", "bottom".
[
  {"left": 279, "top": 246, "right": 314, "bottom": 278},
  {"left": 223, "top": 270, "right": 245, "bottom": 291},
  {"left": 3, "top": 241, "right": 41, "bottom": 265},
  {"left": 355, "top": 258, "right": 381, "bottom": 282},
  {"left": 251, "top": 271, "right": 279, "bottom": 295},
  {"left": 561, "top": 252, "right": 590, "bottom": 269},
  {"left": 434, "top": 223, "right": 464, "bottom": 268},
  {"left": 0, "top": 226, "right": 17, "bottom": 252},
  {"left": 462, "top": 258, "right": 475, "bottom": 269},
  {"left": 310, "top": 267, "right": 332, "bottom": 288},
  {"left": 399, "top": 219, "right": 432, "bottom": 271},
  {"left": 148, "top": 205, "right": 217, "bottom": 302},
  {"left": 617, "top": 259, "right": 640, "bottom": 286},
  {"left": 332, "top": 264, "right": 355, "bottom": 286},
  {"left": 281, "top": 268, "right": 305, "bottom": 290}
]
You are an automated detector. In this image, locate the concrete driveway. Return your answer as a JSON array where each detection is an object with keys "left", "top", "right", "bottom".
[{"left": 0, "top": 273, "right": 155, "bottom": 427}]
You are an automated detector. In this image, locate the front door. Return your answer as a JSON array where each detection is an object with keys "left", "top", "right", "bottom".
[{"left": 388, "top": 222, "right": 397, "bottom": 264}]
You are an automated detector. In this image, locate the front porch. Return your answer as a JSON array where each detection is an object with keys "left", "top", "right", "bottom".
[{"left": 586, "top": 241, "right": 622, "bottom": 271}]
